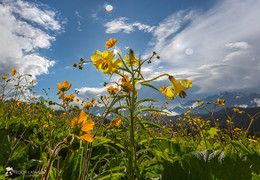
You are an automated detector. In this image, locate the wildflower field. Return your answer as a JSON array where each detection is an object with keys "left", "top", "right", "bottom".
[{"left": 1, "top": 39, "right": 260, "bottom": 180}]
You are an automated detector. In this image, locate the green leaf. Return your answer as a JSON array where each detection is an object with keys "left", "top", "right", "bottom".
[
  {"left": 135, "top": 108, "right": 170, "bottom": 117},
  {"left": 98, "top": 172, "right": 125, "bottom": 180},
  {"left": 139, "top": 82, "right": 160, "bottom": 92},
  {"left": 135, "top": 98, "right": 158, "bottom": 108},
  {"left": 208, "top": 127, "right": 218, "bottom": 138}
]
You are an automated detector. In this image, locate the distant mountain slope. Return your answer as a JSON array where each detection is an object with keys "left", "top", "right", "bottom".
[
  {"left": 168, "top": 92, "right": 260, "bottom": 115},
  {"left": 166, "top": 107, "right": 260, "bottom": 133}
]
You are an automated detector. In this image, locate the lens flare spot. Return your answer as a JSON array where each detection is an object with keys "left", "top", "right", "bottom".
[
  {"left": 113, "top": 49, "right": 118, "bottom": 54},
  {"left": 106, "top": 5, "right": 113, "bottom": 12},
  {"left": 185, "top": 48, "right": 193, "bottom": 55}
]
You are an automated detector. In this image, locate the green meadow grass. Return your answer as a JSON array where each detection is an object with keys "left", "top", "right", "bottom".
[{"left": 1, "top": 39, "right": 260, "bottom": 179}]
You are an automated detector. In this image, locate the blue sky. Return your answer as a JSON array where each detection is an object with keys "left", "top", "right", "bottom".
[{"left": 1, "top": 0, "right": 260, "bottom": 110}]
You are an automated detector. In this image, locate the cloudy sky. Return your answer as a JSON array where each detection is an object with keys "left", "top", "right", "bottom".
[{"left": 0, "top": 0, "right": 260, "bottom": 108}]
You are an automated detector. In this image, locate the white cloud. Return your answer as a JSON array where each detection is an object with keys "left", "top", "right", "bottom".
[
  {"left": 75, "top": 10, "right": 82, "bottom": 31},
  {"left": 145, "top": 0, "right": 260, "bottom": 94},
  {"left": 76, "top": 86, "right": 107, "bottom": 99},
  {"left": 254, "top": 98, "right": 260, "bottom": 107},
  {"left": 0, "top": 0, "right": 62, "bottom": 81},
  {"left": 104, "top": 17, "right": 155, "bottom": 34},
  {"left": 225, "top": 42, "right": 250, "bottom": 50},
  {"left": 162, "top": 109, "right": 179, "bottom": 116},
  {"left": 238, "top": 104, "right": 248, "bottom": 108}
]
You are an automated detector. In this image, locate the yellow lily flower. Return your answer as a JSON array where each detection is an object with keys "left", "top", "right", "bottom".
[
  {"left": 91, "top": 50, "right": 122, "bottom": 75},
  {"left": 163, "top": 76, "right": 192, "bottom": 99},
  {"left": 105, "top": 38, "right": 117, "bottom": 49},
  {"left": 57, "top": 80, "right": 72, "bottom": 92},
  {"left": 124, "top": 49, "right": 140, "bottom": 66},
  {"left": 71, "top": 110, "right": 95, "bottom": 142}
]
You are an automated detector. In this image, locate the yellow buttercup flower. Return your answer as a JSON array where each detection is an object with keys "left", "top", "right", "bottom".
[
  {"left": 57, "top": 80, "right": 72, "bottom": 92},
  {"left": 2, "top": 75, "right": 7, "bottom": 80},
  {"left": 111, "top": 117, "right": 121, "bottom": 127},
  {"left": 11, "top": 68, "right": 16, "bottom": 76},
  {"left": 71, "top": 110, "right": 95, "bottom": 142},
  {"left": 124, "top": 49, "right": 140, "bottom": 66},
  {"left": 163, "top": 76, "right": 192, "bottom": 99},
  {"left": 91, "top": 50, "right": 122, "bottom": 74},
  {"left": 105, "top": 38, "right": 117, "bottom": 49}
]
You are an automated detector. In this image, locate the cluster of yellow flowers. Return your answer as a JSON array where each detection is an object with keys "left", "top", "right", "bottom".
[
  {"left": 216, "top": 99, "right": 225, "bottom": 106},
  {"left": 57, "top": 80, "right": 75, "bottom": 102},
  {"left": 110, "top": 117, "right": 121, "bottom": 127},
  {"left": 107, "top": 86, "right": 118, "bottom": 95},
  {"left": 91, "top": 38, "right": 141, "bottom": 75},
  {"left": 233, "top": 107, "right": 244, "bottom": 114},
  {"left": 84, "top": 98, "right": 95, "bottom": 111}
]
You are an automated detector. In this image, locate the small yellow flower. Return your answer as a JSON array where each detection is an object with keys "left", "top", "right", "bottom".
[
  {"left": 91, "top": 50, "right": 122, "bottom": 74},
  {"left": 65, "top": 94, "right": 75, "bottom": 101},
  {"left": 163, "top": 76, "right": 192, "bottom": 99},
  {"left": 33, "top": 91, "right": 37, "bottom": 93},
  {"left": 59, "top": 92, "right": 65, "bottom": 99},
  {"left": 124, "top": 49, "right": 140, "bottom": 66},
  {"left": 56, "top": 90, "right": 61, "bottom": 95},
  {"left": 11, "top": 68, "right": 16, "bottom": 76},
  {"left": 165, "top": 100, "right": 168, "bottom": 104},
  {"left": 30, "top": 80, "right": 35, "bottom": 85},
  {"left": 43, "top": 124, "right": 48, "bottom": 128},
  {"left": 84, "top": 102, "right": 92, "bottom": 111},
  {"left": 2, "top": 75, "right": 7, "bottom": 80},
  {"left": 107, "top": 86, "right": 118, "bottom": 95},
  {"left": 105, "top": 38, "right": 117, "bottom": 49},
  {"left": 17, "top": 100, "right": 23, "bottom": 106},
  {"left": 57, "top": 80, "right": 72, "bottom": 92},
  {"left": 184, "top": 110, "right": 190, "bottom": 116},
  {"left": 111, "top": 117, "right": 121, "bottom": 127},
  {"left": 234, "top": 127, "right": 241, "bottom": 131},
  {"left": 71, "top": 110, "right": 95, "bottom": 142},
  {"left": 216, "top": 99, "right": 225, "bottom": 106},
  {"left": 160, "top": 86, "right": 166, "bottom": 94},
  {"left": 135, "top": 90, "right": 138, "bottom": 96},
  {"left": 248, "top": 138, "right": 257, "bottom": 143},
  {"left": 226, "top": 120, "right": 233, "bottom": 125},
  {"left": 121, "top": 75, "right": 133, "bottom": 93},
  {"left": 233, "top": 108, "right": 243, "bottom": 114}
]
